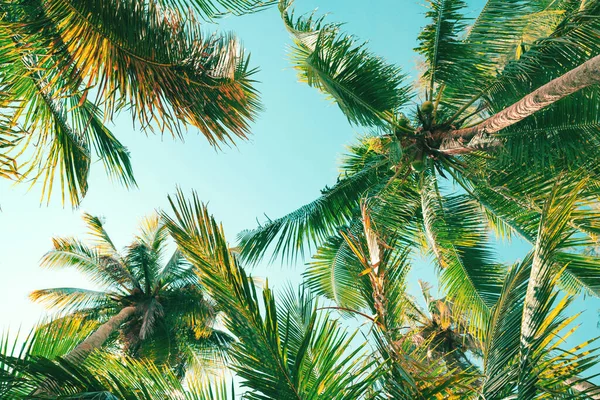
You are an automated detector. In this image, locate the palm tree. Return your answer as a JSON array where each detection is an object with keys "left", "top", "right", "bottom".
[
  {"left": 163, "top": 189, "right": 385, "bottom": 399},
  {"left": 163, "top": 189, "right": 600, "bottom": 399},
  {"left": 239, "top": 0, "right": 600, "bottom": 335},
  {"left": 30, "top": 212, "right": 231, "bottom": 377},
  {"left": 303, "top": 184, "right": 600, "bottom": 398},
  {"left": 0, "top": 0, "right": 270, "bottom": 205},
  {"left": 0, "top": 317, "right": 235, "bottom": 399},
  {"left": 3, "top": 189, "right": 600, "bottom": 398}
]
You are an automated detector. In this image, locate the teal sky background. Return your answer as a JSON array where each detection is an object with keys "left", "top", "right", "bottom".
[{"left": 1, "top": 0, "right": 599, "bottom": 377}]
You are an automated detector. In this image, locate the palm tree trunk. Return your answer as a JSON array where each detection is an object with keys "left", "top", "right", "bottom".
[
  {"left": 447, "top": 53, "right": 600, "bottom": 143},
  {"left": 63, "top": 305, "right": 136, "bottom": 363},
  {"left": 33, "top": 306, "right": 136, "bottom": 395},
  {"left": 567, "top": 378, "right": 600, "bottom": 400}
]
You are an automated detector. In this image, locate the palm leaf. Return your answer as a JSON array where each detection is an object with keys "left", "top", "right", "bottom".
[
  {"left": 164, "top": 189, "right": 380, "bottom": 399},
  {"left": 239, "top": 141, "right": 392, "bottom": 264},
  {"left": 279, "top": 0, "right": 412, "bottom": 128}
]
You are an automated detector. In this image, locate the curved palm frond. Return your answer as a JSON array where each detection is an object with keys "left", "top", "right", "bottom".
[
  {"left": 159, "top": 0, "right": 275, "bottom": 21},
  {"left": 41, "top": 237, "right": 134, "bottom": 291},
  {"left": 279, "top": 0, "right": 412, "bottom": 128},
  {"left": 239, "top": 143, "right": 391, "bottom": 264},
  {"left": 164, "top": 189, "right": 382, "bottom": 399},
  {"left": 441, "top": 0, "right": 570, "bottom": 109},
  {"left": 415, "top": 0, "right": 472, "bottom": 97},
  {"left": 304, "top": 228, "right": 371, "bottom": 311},
  {"left": 420, "top": 174, "right": 505, "bottom": 337},
  {"left": 29, "top": 287, "right": 116, "bottom": 316},
  {"left": 0, "top": 0, "right": 264, "bottom": 204},
  {"left": 482, "top": 179, "right": 600, "bottom": 398}
]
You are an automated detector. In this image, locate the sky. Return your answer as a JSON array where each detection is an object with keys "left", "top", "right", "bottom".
[{"left": 1, "top": 0, "right": 599, "bottom": 377}]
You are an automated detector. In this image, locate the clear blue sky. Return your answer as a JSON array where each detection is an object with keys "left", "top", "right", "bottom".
[{"left": 1, "top": 0, "right": 598, "bottom": 374}]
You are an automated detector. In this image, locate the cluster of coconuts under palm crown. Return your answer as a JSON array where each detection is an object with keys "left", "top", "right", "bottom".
[{"left": 374, "top": 100, "right": 460, "bottom": 176}]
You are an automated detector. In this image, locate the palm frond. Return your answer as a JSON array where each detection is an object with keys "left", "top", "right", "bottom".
[
  {"left": 239, "top": 142, "right": 391, "bottom": 264},
  {"left": 481, "top": 178, "right": 600, "bottom": 398},
  {"left": 38, "top": 0, "right": 261, "bottom": 144},
  {"left": 415, "top": 0, "right": 472, "bottom": 96},
  {"left": 158, "top": 0, "right": 275, "bottom": 21},
  {"left": 304, "top": 228, "right": 371, "bottom": 311},
  {"left": 82, "top": 213, "right": 120, "bottom": 257},
  {"left": 279, "top": 0, "right": 412, "bottom": 128},
  {"left": 442, "top": 0, "right": 574, "bottom": 110},
  {"left": 29, "top": 287, "right": 116, "bottom": 316},
  {"left": 164, "top": 189, "right": 380, "bottom": 399},
  {"left": 41, "top": 237, "right": 135, "bottom": 291},
  {"left": 420, "top": 174, "right": 504, "bottom": 337}
]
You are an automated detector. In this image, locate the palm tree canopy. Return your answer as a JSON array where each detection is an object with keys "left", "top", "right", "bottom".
[
  {"left": 0, "top": 0, "right": 267, "bottom": 205},
  {"left": 239, "top": 0, "right": 600, "bottom": 337},
  {"left": 30, "top": 212, "right": 230, "bottom": 373}
]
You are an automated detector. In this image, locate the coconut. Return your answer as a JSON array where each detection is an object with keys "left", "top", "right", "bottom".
[
  {"left": 421, "top": 101, "right": 434, "bottom": 114},
  {"left": 411, "top": 159, "right": 426, "bottom": 172},
  {"left": 398, "top": 116, "right": 410, "bottom": 127}
]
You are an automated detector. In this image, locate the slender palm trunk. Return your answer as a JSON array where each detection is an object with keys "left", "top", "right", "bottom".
[
  {"left": 567, "top": 378, "right": 600, "bottom": 399},
  {"left": 446, "top": 53, "right": 600, "bottom": 145},
  {"left": 64, "top": 306, "right": 136, "bottom": 363},
  {"left": 33, "top": 306, "right": 136, "bottom": 395}
]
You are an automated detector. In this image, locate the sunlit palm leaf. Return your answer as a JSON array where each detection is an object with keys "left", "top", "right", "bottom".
[
  {"left": 279, "top": 0, "right": 412, "bottom": 128},
  {"left": 164, "top": 189, "right": 382, "bottom": 399}
]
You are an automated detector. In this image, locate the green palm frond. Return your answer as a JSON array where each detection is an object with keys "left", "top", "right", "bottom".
[
  {"left": 82, "top": 213, "right": 121, "bottom": 257},
  {"left": 415, "top": 0, "right": 472, "bottom": 97},
  {"left": 159, "top": 0, "right": 275, "bottom": 21},
  {"left": 41, "top": 237, "right": 134, "bottom": 291},
  {"left": 451, "top": 163, "right": 600, "bottom": 297},
  {"left": 29, "top": 287, "right": 116, "bottom": 316},
  {"left": 441, "top": 0, "right": 570, "bottom": 109},
  {"left": 164, "top": 189, "right": 381, "bottom": 399},
  {"left": 490, "top": 87, "right": 600, "bottom": 176},
  {"left": 304, "top": 228, "right": 371, "bottom": 311},
  {"left": 484, "top": 1, "right": 600, "bottom": 113},
  {"left": 157, "top": 249, "right": 199, "bottom": 289},
  {"left": 239, "top": 142, "right": 391, "bottom": 264},
  {"left": 279, "top": 0, "right": 412, "bottom": 128},
  {"left": 37, "top": 0, "right": 260, "bottom": 143},
  {"left": 0, "top": 0, "right": 264, "bottom": 204},
  {"left": 420, "top": 174, "right": 504, "bottom": 336},
  {"left": 28, "top": 317, "right": 101, "bottom": 360},
  {"left": 1, "top": 342, "right": 235, "bottom": 399},
  {"left": 481, "top": 256, "right": 531, "bottom": 398},
  {"left": 481, "top": 179, "right": 600, "bottom": 398}
]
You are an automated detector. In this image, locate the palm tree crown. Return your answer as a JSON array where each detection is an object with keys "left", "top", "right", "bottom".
[
  {"left": 31, "top": 213, "right": 231, "bottom": 377},
  {"left": 239, "top": 0, "right": 600, "bottom": 336},
  {"left": 0, "top": 0, "right": 269, "bottom": 204}
]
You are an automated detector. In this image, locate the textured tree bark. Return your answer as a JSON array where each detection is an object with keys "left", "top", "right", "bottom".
[
  {"left": 63, "top": 306, "right": 137, "bottom": 363},
  {"left": 567, "top": 378, "right": 600, "bottom": 400},
  {"left": 33, "top": 306, "right": 136, "bottom": 395},
  {"left": 443, "top": 53, "right": 600, "bottom": 149}
]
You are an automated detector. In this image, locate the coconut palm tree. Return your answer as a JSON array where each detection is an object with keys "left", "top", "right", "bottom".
[
  {"left": 163, "top": 189, "right": 475, "bottom": 399},
  {"left": 3, "top": 188, "right": 600, "bottom": 398},
  {"left": 30, "top": 212, "right": 232, "bottom": 377},
  {"left": 303, "top": 183, "right": 600, "bottom": 398},
  {"left": 0, "top": 317, "right": 235, "bottom": 399},
  {"left": 0, "top": 0, "right": 270, "bottom": 205},
  {"left": 239, "top": 0, "right": 600, "bottom": 336},
  {"left": 164, "top": 189, "right": 600, "bottom": 399}
]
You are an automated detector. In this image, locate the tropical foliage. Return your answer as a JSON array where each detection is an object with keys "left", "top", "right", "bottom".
[
  {"left": 4, "top": 189, "right": 600, "bottom": 398},
  {"left": 0, "top": 0, "right": 267, "bottom": 204},
  {"left": 239, "top": 0, "right": 600, "bottom": 338},
  {"left": 30, "top": 212, "right": 232, "bottom": 378},
  {"left": 2, "top": 0, "right": 600, "bottom": 398}
]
